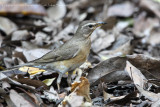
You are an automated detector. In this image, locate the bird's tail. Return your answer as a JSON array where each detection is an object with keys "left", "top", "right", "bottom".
[{"left": 3, "top": 62, "right": 34, "bottom": 72}]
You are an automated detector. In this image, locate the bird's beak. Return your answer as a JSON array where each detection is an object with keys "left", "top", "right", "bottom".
[{"left": 95, "top": 22, "right": 107, "bottom": 27}]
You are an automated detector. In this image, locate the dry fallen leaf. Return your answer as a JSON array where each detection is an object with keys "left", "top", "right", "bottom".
[
  {"left": 125, "top": 61, "right": 147, "bottom": 88},
  {"left": 59, "top": 92, "right": 84, "bottom": 107},
  {"left": 11, "top": 30, "right": 30, "bottom": 41},
  {"left": 146, "top": 27, "right": 160, "bottom": 46},
  {"left": 91, "top": 29, "right": 115, "bottom": 53},
  {"left": 107, "top": 2, "right": 135, "bottom": 17},
  {"left": 22, "top": 48, "right": 50, "bottom": 62},
  {"left": 0, "top": 3, "right": 46, "bottom": 16},
  {"left": 9, "top": 89, "right": 36, "bottom": 107},
  {"left": 102, "top": 83, "right": 114, "bottom": 101},
  {"left": 38, "top": 0, "right": 57, "bottom": 5},
  {"left": 18, "top": 88, "right": 43, "bottom": 106},
  {"left": 133, "top": 13, "right": 159, "bottom": 38},
  {"left": 107, "top": 91, "right": 138, "bottom": 106},
  {"left": 136, "top": 85, "right": 160, "bottom": 102},
  {"left": 47, "top": 0, "right": 66, "bottom": 21},
  {"left": 59, "top": 77, "right": 92, "bottom": 107},
  {"left": 125, "top": 61, "right": 160, "bottom": 102},
  {"left": 99, "top": 35, "right": 133, "bottom": 60},
  {"left": 32, "top": 31, "right": 49, "bottom": 46},
  {"left": 126, "top": 54, "right": 160, "bottom": 80},
  {"left": 41, "top": 86, "right": 60, "bottom": 102},
  {"left": 0, "top": 16, "right": 17, "bottom": 35},
  {"left": 13, "top": 76, "right": 49, "bottom": 90},
  {"left": 140, "top": 0, "right": 160, "bottom": 18},
  {"left": 71, "top": 77, "right": 91, "bottom": 102},
  {"left": 87, "top": 56, "right": 129, "bottom": 86},
  {"left": 19, "top": 66, "right": 45, "bottom": 75}
]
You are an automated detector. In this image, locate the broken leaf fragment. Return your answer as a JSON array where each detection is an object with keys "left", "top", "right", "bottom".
[
  {"left": 19, "top": 66, "right": 45, "bottom": 75},
  {"left": 41, "top": 86, "right": 60, "bottom": 102}
]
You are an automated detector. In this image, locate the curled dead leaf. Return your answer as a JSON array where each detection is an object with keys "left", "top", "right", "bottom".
[
  {"left": 87, "top": 56, "right": 129, "bottom": 86},
  {"left": 71, "top": 77, "right": 91, "bottom": 102},
  {"left": 125, "top": 61, "right": 160, "bottom": 102}
]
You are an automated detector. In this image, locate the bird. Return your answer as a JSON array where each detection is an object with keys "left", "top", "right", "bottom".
[{"left": 5, "top": 20, "right": 106, "bottom": 90}]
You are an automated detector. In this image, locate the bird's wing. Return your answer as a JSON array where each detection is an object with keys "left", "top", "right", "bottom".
[{"left": 33, "top": 44, "right": 80, "bottom": 63}]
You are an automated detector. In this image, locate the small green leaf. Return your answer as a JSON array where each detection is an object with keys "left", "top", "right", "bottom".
[{"left": 43, "top": 78, "right": 55, "bottom": 86}]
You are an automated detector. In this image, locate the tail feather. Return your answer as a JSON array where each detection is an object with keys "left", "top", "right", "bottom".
[
  {"left": 4, "top": 62, "right": 34, "bottom": 71},
  {"left": 1, "top": 62, "right": 34, "bottom": 76}
]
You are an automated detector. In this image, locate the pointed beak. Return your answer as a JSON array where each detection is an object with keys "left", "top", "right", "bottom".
[{"left": 95, "top": 22, "right": 107, "bottom": 27}]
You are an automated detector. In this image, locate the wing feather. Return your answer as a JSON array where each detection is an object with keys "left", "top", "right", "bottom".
[{"left": 33, "top": 44, "right": 80, "bottom": 63}]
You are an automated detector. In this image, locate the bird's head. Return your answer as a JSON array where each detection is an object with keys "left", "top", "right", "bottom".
[{"left": 76, "top": 20, "right": 106, "bottom": 38}]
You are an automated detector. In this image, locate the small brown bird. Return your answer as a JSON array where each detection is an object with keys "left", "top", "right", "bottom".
[{"left": 7, "top": 21, "right": 106, "bottom": 90}]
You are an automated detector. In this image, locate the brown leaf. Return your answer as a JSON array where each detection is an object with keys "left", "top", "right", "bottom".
[
  {"left": 133, "top": 13, "right": 159, "bottom": 37},
  {"left": 127, "top": 54, "right": 160, "bottom": 80},
  {"left": 13, "top": 77, "right": 48, "bottom": 90},
  {"left": 71, "top": 77, "right": 91, "bottom": 102},
  {"left": 38, "top": 0, "right": 57, "bottom": 5},
  {"left": 17, "top": 87, "right": 43, "bottom": 106},
  {"left": 125, "top": 61, "right": 160, "bottom": 102},
  {"left": 140, "top": 0, "right": 160, "bottom": 18},
  {"left": 0, "top": 3, "right": 46, "bottom": 16},
  {"left": 87, "top": 56, "right": 129, "bottom": 86}
]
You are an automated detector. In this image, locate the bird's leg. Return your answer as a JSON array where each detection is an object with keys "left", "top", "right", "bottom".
[
  {"left": 57, "top": 73, "right": 63, "bottom": 92},
  {"left": 67, "top": 70, "right": 73, "bottom": 87}
]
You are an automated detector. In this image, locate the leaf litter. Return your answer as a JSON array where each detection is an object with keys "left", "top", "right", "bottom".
[{"left": 0, "top": 0, "right": 160, "bottom": 106}]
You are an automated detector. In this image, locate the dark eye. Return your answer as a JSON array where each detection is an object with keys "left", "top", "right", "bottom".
[{"left": 88, "top": 25, "right": 93, "bottom": 28}]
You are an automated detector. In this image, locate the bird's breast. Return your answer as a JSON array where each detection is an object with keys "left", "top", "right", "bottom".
[
  {"left": 49, "top": 38, "right": 91, "bottom": 73},
  {"left": 64, "top": 45, "right": 90, "bottom": 69},
  {"left": 52, "top": 42, "right": 91, "bottom": 73}
]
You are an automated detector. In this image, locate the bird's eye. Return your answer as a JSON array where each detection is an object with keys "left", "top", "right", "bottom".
[{"left": 88, "top": 25, "right": 93, "bottom": 28}]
